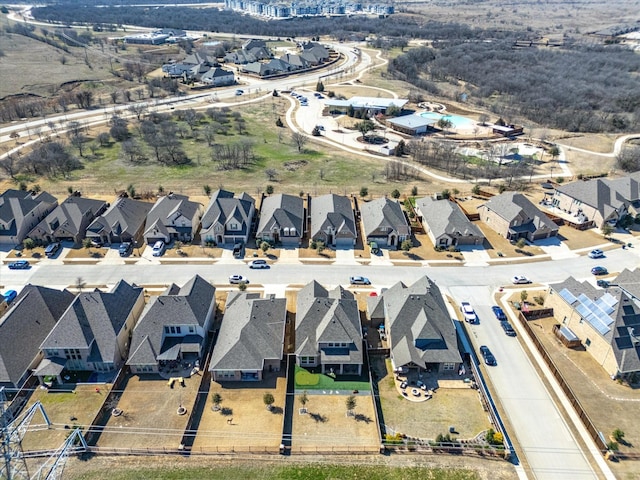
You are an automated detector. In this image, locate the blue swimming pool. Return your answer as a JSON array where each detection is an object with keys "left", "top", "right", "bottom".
[{"left": 420, "top": 112, "right": 476, "bottom": 129}]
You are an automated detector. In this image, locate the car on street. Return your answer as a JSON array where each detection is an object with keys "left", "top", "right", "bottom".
[
  {"left": 229, "top": 275, "right": 248, "bottom": 284},
  {"left": 500, "top": 321, "right": 516, "bottom": 336},
  {"left": 597, "top": 279, "right": 610, "bottom": 288},
  {"left": 119, "top": 242, "right": 133, "bottom": 257},
  {"left": 235, "top": 89, "right": 244, "bottom": 96},
  {"left": 8, "top": 260, "right": 30, "bottom": 270},
  {"left": 591, "top": 266, "right": 608, "bottom": 276},
  {"left": 460, "top": 302, "right": 477, "bottom": 323},
  {"left": 512, "top": 275, "right": 531, "bottom": 284},
  {"left": 588, "top": 249, "right": 604, "bottom": 259},
  {"left": 152, "top": 241, "right": 166, "bottom": 257},
  {"left": 350, "top": 276, "right": 371, "bottom": 285},
  {"left": 491, "top": 305, "right": 507, "bottom": 321},
  {"left": 3, "top": 290, "right": 17, "bottom": 304},
  {"left": 479, "top": 345, "right": 497, "bottom": 366},
  {"left": 248, "top": 259, "right": 269, "bottom": 269}
]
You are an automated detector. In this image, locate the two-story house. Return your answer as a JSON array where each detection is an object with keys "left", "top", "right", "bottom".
[
  {"left": 144, "top": 193, "right": 203, "bottom": 245},
  {"left": 256, "top": 194, "right": 304, "bottom": 246},
  {"left": 478, "top": 192, "right": 558, "bottom": 242},
  {"left": 0, "top": 285, "right": 75, "bottom": 389},
  {"left": 127, "top": 275, "right": 216, "bottom": 374},
  {"left": 27, "top": 195, "right": 108, "bottom": 245},
  {"left": 295, "top": 281, "right": 363, "bottom": 375},
  {"left": 209, "top": 291, "right": 286, "bottom": 382},
  {"left": 37, "top": 280, "right": 144, "bottom": 383},
  {"left": 360, "top": 197, "right": 410, "bottom": 249},
  {"left": 200, "top": 189, "right": 255, "bottom": 246},
  {"left": 310, "top": 194, "right": 357, "bottom": 248},
  {"left": 0, "top": 189, "right": 58, "bottom": 246}
]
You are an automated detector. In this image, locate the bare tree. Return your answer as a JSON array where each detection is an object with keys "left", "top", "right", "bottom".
[
  {"left": 265, "top": 168, "right": 278, "bottom": 181},
  {"left": 291, "top": 131, "right": 308, "bottom": 152}
]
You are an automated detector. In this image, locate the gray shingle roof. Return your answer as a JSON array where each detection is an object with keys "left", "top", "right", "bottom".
[
  {"left": 295, "top": 281, "right": 363, "bottom": 365},
  {"left": 86, "top": 197, "right": 152, "bottom": 239},
  {"left": 382, "top": 277, "right": 461, "bottom": 368},
  {"left": 41, "top": 280, "right": 143, "bottom": 364},
  {"left": 480, "top": 192, "right": 558, "bottom": 233},
  {"left": 200, "top": 190, "right": 255, "bottom": 239},
  {"left": 127, "top": 275, "right": 215, "bottom": 366},
  {"left": 0, "top": 285, "right": 75, "bottom": 387},
  {"left": 415, "top": 197, "right": 484, "bottom": 240},
  {"left": 144, "top": 193, "right": 202, "bottom": 239},
  {"left": 209, "top": 292, "right": 286, "bottom": 372},
  {"left": 360, "top": 197, "right": 410, "bottom": 239},
  {"left": 28, "top": 196, "right": 107, "bottom": 239},
  {"left": 256, "top": 194, "right": 304, "bottom": 238},
  {"left": 310, "top": 194, "right": 356, "bottom": 241},
  {"left": 0, "top": 189, "right": 57, "bottom": 241}
]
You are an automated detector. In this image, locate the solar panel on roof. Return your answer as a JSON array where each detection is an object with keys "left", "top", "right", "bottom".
[
  {"left": 601, "top": 292, "right": 618, "bottom": 308},
  {"left": 559, "top": 288, "right": 578, "bottom": 304},
  {"left": 574, "top": 292, "right": 613, "bottom": 336}
]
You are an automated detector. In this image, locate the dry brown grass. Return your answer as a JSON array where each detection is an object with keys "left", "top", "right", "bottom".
[
  {"left": 96, "top": 373, "right": 200, "bottom": 449},
  {"left": 192, "top": 373, "right": 286, "bottom": 451}
]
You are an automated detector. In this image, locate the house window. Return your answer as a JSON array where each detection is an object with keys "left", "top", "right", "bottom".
[
  {"left": 176, "top": 326, "right": 182, "bottom": 334},
  {"left": 230, "top": 223, "right": 239, "bottom": 230},
  {"left": 64, "top": 349, "right": 81, "bottom": 360},
  {"left": 443, "top": 363, "right": 455, "bottom": 371},
  {"left": 189, "top": 326, "right": 195, "bottom": 333},
  {"left": 164, "top": 326, "right": 170, "bottom": 334},
  {"left": 585, "top": 338, "right": 591, "bottom": 347},
  {"left": 170, "top": 326, "right": 176, "bottom": 334}
]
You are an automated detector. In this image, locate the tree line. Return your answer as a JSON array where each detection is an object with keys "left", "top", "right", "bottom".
[{"left": 388, "top": 41, "right": 640, "bottom": 133}]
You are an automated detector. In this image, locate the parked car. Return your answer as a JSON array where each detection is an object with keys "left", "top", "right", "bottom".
[
  {"left": 152, "top": 241, "right": 165, "bottom": 257},
  {"left": 512, "top": 275, "right": 531, "bottom": 284},
  {"left": 597, "top": 279, "right": 610, "bottom": 288},
  {"left": 479, "top": 345, "right": 497, "bottom": 366},
  {"left": 233, "top": 242, "right": 244, "bottom": 259},
  {"left": 491, "top": 305, "right": 507, "bottom": 321},
  {"left": 119, "top": 242, "right": 133, "bottom": 257},
  {"left": 460, "top": 302, "right": 477, "bottom": 323},
  {"left": 500, "top": 321, "right": 516, "bottom": 336},
  {"left": 2, "top": 290, "right": 17, "bottom": 304},
  {"left": 44, "top": 242, "right": 61, "bottom": 258},
  {"left": 8, "top": 260, "right": 30, "bottom": 270},
  {"left": 90, "top": 238, "right": 104, "bottom": 247},
  {"left": 350, "top": 276, "right": 371, "bottom": 285},
  {"left": 248, "top": 259, "right": 269, "bottom": 269},
  {"left": 591, "top": 266, "right": 608, "bottom": 276},
  {"left": 229, "top": 275, "right": 248, "bottom": 284},
  {"left": 588, "top": 249, "right": 604, "bottom": 259}
]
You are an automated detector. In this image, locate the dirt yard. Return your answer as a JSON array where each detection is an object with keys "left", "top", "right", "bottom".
[
  {"left": 291, "top": 392, "right": 380, "bottom": 451},
  {"left": 192, "top": 373, "right": 286, "bottom": 452},
  {"left": 370, "top": 357, "right": 490, "bottom": 441},
  {"left": 96, "top": 373, "right": 201, "bottom": 449}
]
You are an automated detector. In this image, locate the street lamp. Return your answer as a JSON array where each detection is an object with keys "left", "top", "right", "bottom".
[{"left": 550, "top": 166, "right": 555, "bottom": 179}]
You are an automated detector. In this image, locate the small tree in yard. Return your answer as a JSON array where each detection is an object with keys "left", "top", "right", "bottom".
[
  {"left": 601, "top": 223, "right": 614, "bottom": 238},
  {"left": 266, "top": 184, "right": 274, "bottom": 195},
  {"left": 315, "top": 80, "right": 324, "bottom": 92},
  {"left": 22, "top": 238, "right": 35, "bottom": 250},
  {"left": 346, "top": 395, "right": 356, "bottom": 417},
  {"left": 359, "top": 186, "right": 369, "bottom": 199},
  {"left": 471, "top": 184, "right": 481, "bottom": 195},
  {"left": 275, "top": 117, "right": 284, "bottom": 127},
  {"left": 260, "top": 241, "right": 270, "bottom": 255},
  {"left": 520, "top": 290, "right": 528, "bottom": 303},
  {"left": 401, "top": 239, "right": 413, "bottom": 253},
  {"left": 391, "top": 189, "right": 401, "bottom": 199},
  {"left": 263, "top": 393, "right": 275, "bottom": 411},
  {"left": 211, "top": 393, "right": 222, "bottom": 411},
  {"left": 612, "top": 428, "right": 625, "bottom": 443},
  {"left": 82, "top": 238, "right": 93, "bottom": 249},
  {"left": 291, "top": 131, "right": 308, "bottom": 152},
  {"left": 238, "top": 281, "right": 247, "bottom": 291},
  {"left": 315, "top": 240, "right": 325, "bottom": 254},
  {"left": 411, "top": 186, "right": 418, "bottom": 196},
  {"left": 516, "top": 238, "right": 527, "bottom": 249},
  {"left": 299, "top": 391, "right": 309, "bottom": 414},
  {"left": 203, "top": 184, "right": 212, "bottom": 196}
]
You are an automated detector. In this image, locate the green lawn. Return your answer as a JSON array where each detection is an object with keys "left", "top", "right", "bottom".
[
  {"left": 294, "top": 365, "right": 370, "bottom": 391},
  {"left": 68, "top": 464, "right": 482, "bottom": 480}
]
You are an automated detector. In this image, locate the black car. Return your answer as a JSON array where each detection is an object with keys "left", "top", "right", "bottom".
[
  {"left": 119, "top": 242, "right": 133, "bottom": 257},
  {"left": 491, "top": 306, "right": 507, "bottom": 321},
  {"left": 500, "top": 321, "right": 516, "bottom": 336},
  {"left": 479, "top": 345, "right": 497, "bottom": 366}
]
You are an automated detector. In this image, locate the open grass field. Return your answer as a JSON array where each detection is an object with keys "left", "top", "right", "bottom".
[{"left": 59, "top": 455, "right": 520, "bottom": 480}]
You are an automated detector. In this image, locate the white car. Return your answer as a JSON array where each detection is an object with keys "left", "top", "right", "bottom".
[
  {"left": 588, "top": 249, "right": 604, "bottom": 259},
  {"left": 460, "top": 302, "right": 477, "bottom": 323},
  {"left": 229, "top": 275, "right": 249, "bottom": 284},
  {"left": 350, "top": 276, "right": 371, "bottom": 285},
  {"left": 248, "top": 259, "right": 269, "bottom": 269},
  {"left": 512, "top": 275, "right": 531, "bottom": 284},
  {"left": 151, "top": 241, "right": 165, "bottom": 257}
]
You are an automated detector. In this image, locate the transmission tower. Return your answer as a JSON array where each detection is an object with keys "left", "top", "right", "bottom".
[
  {"left": 1, "top": 388, "right": 51, "bottom": 480},
  {"left": 29, "top": 429, "right": 87, "bottom": 480}
]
